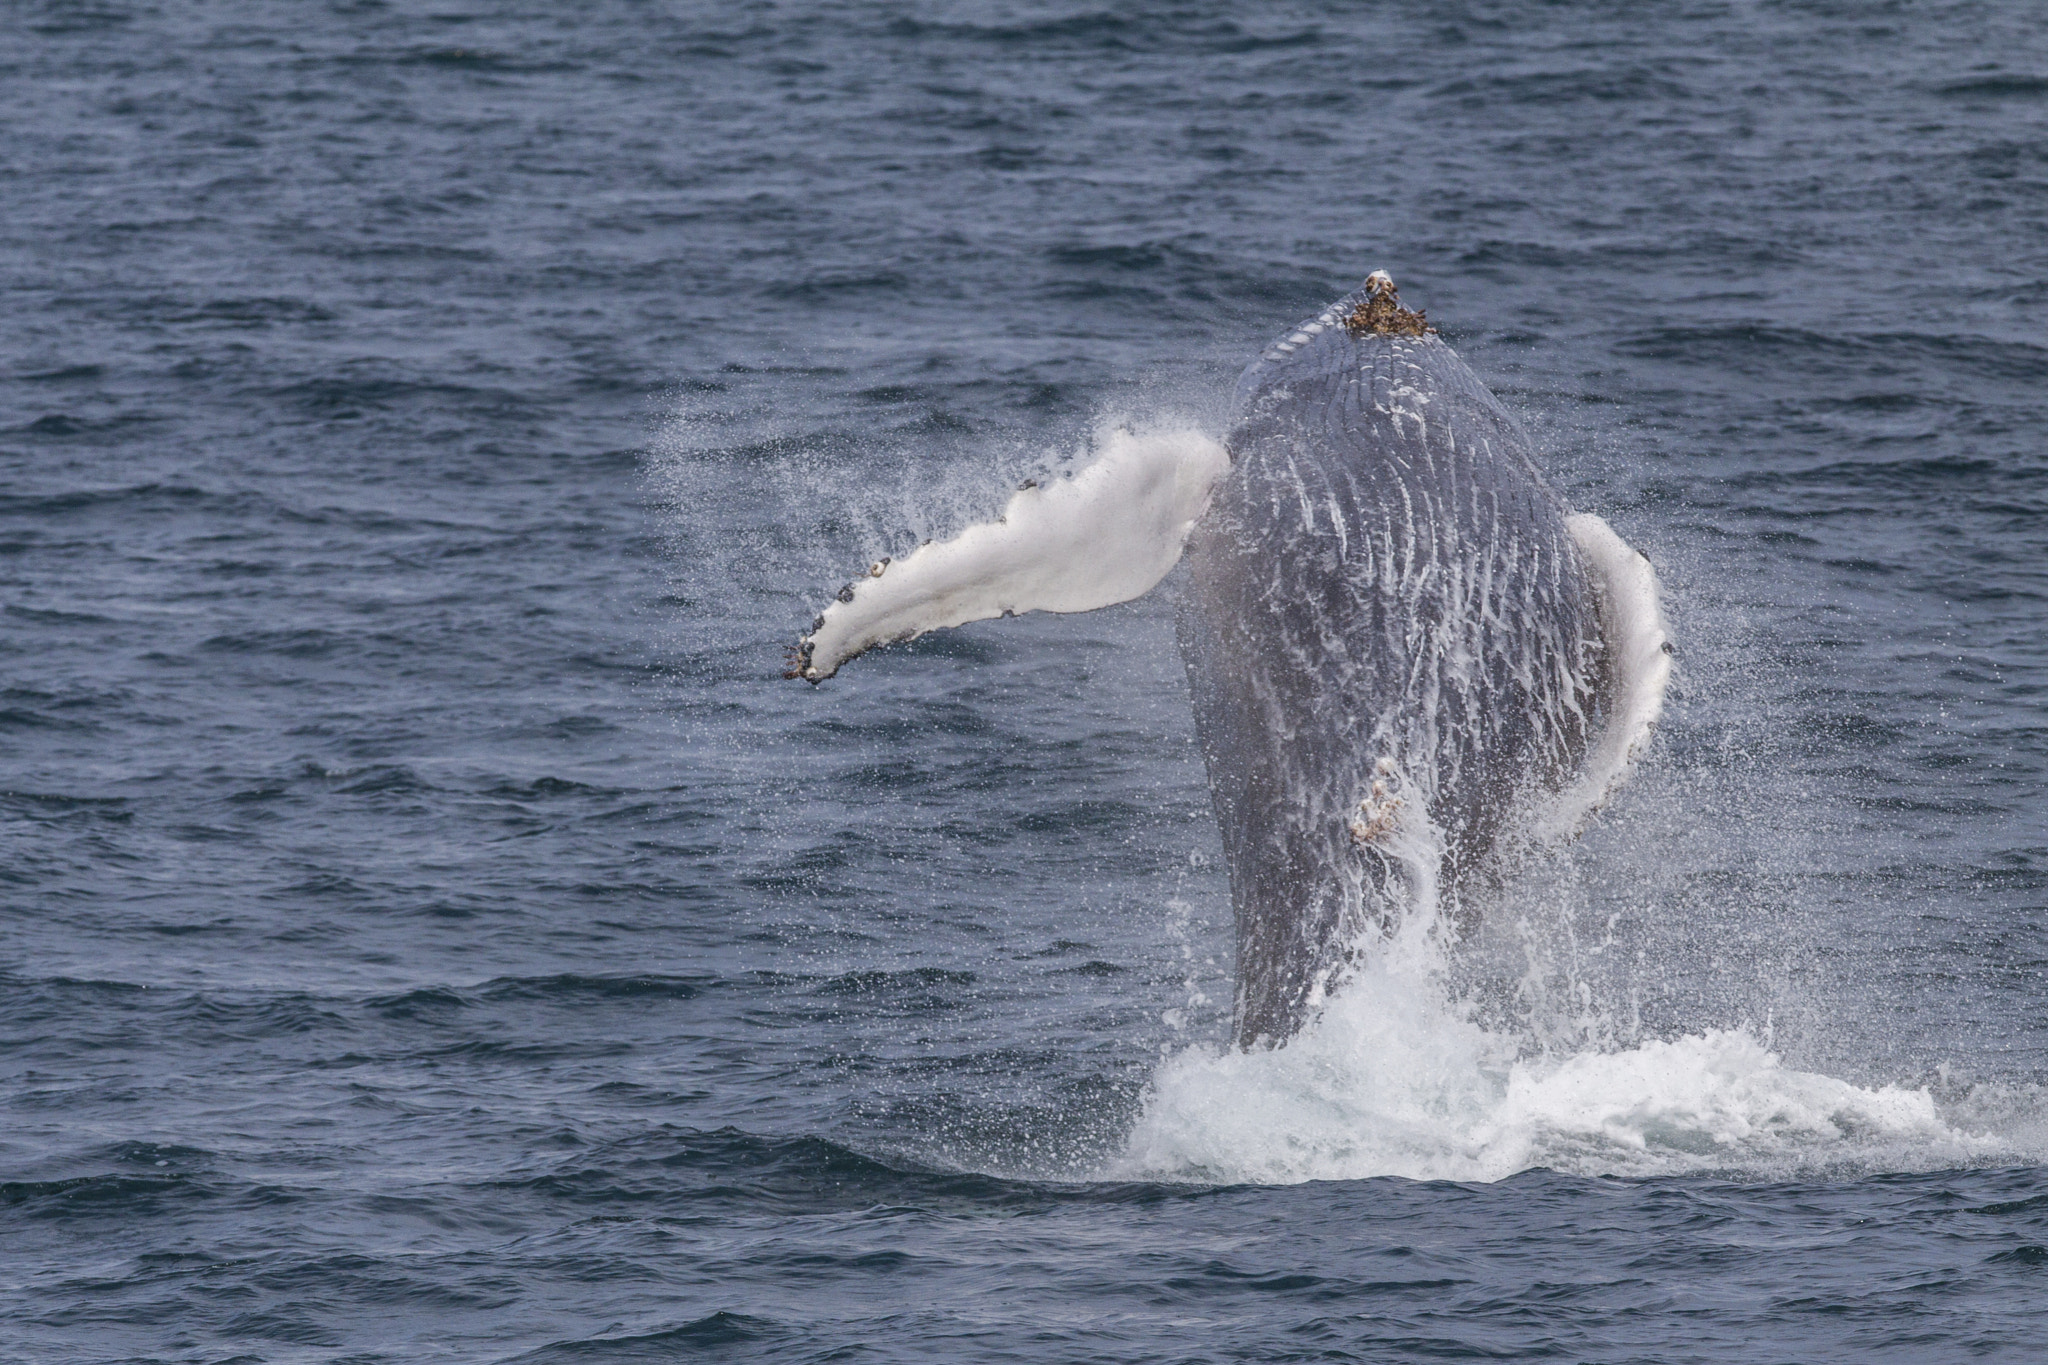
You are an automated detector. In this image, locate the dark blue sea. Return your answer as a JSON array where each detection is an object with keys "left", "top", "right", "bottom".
[{"left": 6, "top": 2, "right": 2048, "bottom": 1360}]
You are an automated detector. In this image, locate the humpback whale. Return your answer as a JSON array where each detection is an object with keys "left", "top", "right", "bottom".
[{"left": 788, "top": 273, "right": 1670, "bottom": 1047}]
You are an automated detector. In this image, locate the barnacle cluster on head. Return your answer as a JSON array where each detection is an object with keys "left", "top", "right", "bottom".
[{"left": 1344, "top": 271, "right": 1436, "bottom": 338}]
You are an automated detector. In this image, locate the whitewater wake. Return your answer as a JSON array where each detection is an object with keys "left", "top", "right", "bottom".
[{"left": 1112, "top": 950, "right": 2014, "bottom": 1184}]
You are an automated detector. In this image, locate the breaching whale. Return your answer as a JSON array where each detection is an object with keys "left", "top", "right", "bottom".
[{"left": 787, "top": 273, "right": 1670, "bottom": 1047}]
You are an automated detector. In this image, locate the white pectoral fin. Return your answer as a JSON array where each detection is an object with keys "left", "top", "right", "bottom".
[
  {"left": 1534, "top": 512, "right": 1674, "bottom": 842},
  {"left": 788, "top": 428, "right": 1232, "bottom": 682}
]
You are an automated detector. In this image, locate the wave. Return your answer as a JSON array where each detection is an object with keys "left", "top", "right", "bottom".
[{"left": 508, "top": 1313, "right": 785, "bottom": 1362}]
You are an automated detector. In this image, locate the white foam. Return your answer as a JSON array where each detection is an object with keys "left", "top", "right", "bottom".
[
  {"left": 1113, "top": 960, "right": 1995, "bottom": 1185},
  {"left": 798, "top": 425, "right": 1230, "bottom": 680}
]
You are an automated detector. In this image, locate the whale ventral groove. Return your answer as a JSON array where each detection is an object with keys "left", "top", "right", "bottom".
[
  {"left": 787, "top": 270, "right": 1669, "bottom": 1052},
  {"left": 1192, "top": 271, "right": 1622, "bottom": 1047}
]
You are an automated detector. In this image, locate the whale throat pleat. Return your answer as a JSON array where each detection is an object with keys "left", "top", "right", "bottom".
[{"left": 1186, "top": 279, "right": 1647, "bottom": 1046}]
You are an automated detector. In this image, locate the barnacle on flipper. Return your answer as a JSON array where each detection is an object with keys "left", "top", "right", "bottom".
[
  {"left": 787, "top": 556, "right": 897, "bottom": 682},
  {"left": 1345, "top": 271, "right": 1436, "bottom": 338}
]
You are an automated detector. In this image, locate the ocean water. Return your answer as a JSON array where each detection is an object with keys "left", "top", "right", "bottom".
[{"left": 5, "top": 2, "right": 2048, "bottom": 1360}]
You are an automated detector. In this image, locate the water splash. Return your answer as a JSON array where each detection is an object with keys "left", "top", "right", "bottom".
[
  {"left": 1113, "top": 954, "right": 1996, "bottom": 1185},
  {"left": 1115, "top": 822, "right": 2020, "bottom": 1185}
]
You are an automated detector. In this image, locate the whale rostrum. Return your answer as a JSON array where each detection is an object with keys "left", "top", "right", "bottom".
[{"left": 788, "top": 273, "right": 1671, "bottom": 1048}]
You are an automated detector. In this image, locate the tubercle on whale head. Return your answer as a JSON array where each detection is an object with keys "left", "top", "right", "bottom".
[{"left": 1344, "top": 270, "right": 1436, "bottom": 338}]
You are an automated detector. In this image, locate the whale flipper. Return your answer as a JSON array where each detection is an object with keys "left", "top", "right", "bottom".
[
  {"left": 790, "top": 428, "right": 1230, "bottom": 681},
  {"left": 1531, "top": 513, "right": 1673, "bottom": 843}
]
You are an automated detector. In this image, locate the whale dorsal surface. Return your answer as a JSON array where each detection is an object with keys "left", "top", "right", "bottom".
[{"left": 788, "top": 273, "right": 1669, "bottom": 1049}]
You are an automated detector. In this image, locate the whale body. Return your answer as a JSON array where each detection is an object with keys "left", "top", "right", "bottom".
[{"left": 788, "top": 274, "right": 1669, "bottom": 1048}]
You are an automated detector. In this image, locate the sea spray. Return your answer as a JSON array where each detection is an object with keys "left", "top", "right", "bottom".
[{"left": 654, "top": 389, "right": 2021, "bottom": 1189}]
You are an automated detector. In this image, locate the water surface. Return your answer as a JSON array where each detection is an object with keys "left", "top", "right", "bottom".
[{"left": 5, "top": 2, "right": 2047, "bottom": 1360}]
